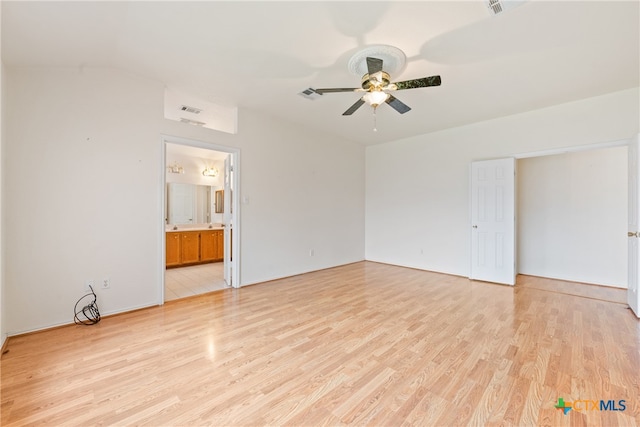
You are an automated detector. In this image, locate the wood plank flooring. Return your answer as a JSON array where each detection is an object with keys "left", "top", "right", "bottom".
[
  {"left": 1, "top": 261, "right": 639, "bottom": 426},
  {"left": 516, "top": 274, "right": 628, "bottom": 305}
]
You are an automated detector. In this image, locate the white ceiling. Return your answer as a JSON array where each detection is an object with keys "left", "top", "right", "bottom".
[{"left": 2, "top": 1, "right": 638, "bottom": 145}]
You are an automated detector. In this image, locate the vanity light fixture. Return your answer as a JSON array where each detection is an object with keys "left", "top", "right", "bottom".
[
  {"left": 167, "top": 161, "right": 184, "bottom": 174},
  {"left": 202, "top": 167, "right": 219, "bottom": 177}
]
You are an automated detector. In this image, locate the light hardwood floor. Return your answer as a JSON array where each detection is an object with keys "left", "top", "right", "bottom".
[{"left": 1, "top": 262, "right": 638, "bottom": 426}]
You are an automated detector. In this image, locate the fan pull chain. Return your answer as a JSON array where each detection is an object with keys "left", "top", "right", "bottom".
[{"left": 373, "top": 106, "right": 378, "bottom": 132}]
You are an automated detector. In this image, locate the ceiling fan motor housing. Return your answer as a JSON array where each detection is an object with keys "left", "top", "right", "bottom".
[{"left": 362, "top": 71, "right": 391, "bottom": 91}]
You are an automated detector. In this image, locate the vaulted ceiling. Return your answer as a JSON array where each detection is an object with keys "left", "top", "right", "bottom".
[{"left": 3, "top": 1, "right": 638, "bottom": 145}]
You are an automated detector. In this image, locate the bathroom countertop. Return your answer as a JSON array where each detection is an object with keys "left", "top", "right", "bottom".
[{"left": 165, "top": 226, "right": 225, "bottom": 232}]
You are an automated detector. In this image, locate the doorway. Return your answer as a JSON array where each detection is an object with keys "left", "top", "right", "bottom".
[
  {"left": 516, "top": 146, "right": 627, "bottom": 288},
  {"left": 470, "top": 139, "right": 629, "bottom": 296},
  {"left": 161, "top": 135, "right": 240, "bottom": 303}
]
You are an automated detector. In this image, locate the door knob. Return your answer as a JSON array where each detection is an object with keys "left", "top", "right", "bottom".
[
  {"left": 628, "top": 231, "right": 638, "bottom": 237},
  {"left": 472, "top": 225, "right": 478, "bottom": 229}
]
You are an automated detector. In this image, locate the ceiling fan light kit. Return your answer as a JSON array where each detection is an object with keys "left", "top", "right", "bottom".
[
  {"left": 309, "top": 45, "right": 441, "bottom": 123},
  {"left": 362, "top": 91, "right": 389, "bottom": 107}
]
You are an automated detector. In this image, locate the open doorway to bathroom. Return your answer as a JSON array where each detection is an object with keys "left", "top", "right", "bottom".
[{"left": 162, "top": 137, "right": 239, "bottom": 301}]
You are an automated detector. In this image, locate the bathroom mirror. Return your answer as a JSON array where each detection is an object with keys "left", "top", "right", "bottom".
[
  {"left": 215, "top": 190, "right": 224, "bottom": 214},
  {"left": 166, "top": 183, "right": 214, "bottom": 225}
]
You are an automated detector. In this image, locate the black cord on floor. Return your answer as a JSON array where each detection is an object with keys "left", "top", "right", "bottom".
[{"left": 74, "top": 285, "right": 101, "bottom": 325}]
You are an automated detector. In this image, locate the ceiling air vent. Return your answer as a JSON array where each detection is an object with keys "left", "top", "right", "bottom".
[
  {"left": 298, "top": 88, "right": 322, "bottom": 100},
  {"left": 484, "top": 0, "right": 527, "bottom": 16},
  {"left": 180, "top": 105, "right": 203, "bottom": 114},
  {"left": 486, "top": 0, "right": 503, "bottom": 14},
  {"left": 179, "top": 117, "right": 206, "bottom": 126}
]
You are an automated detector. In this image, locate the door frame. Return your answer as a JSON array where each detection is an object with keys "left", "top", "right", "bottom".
[
  {"left": 159, "top": 135, "right": 241, "bottom": 304},
  {"left": 472, "top": 138, "right": 630, "bottom": 288},
  {"left": 627, "top": 134, "right": 640, "bottom": 317}
]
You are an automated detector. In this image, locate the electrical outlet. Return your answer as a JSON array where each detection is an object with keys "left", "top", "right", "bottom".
[
  {"left": 85, "top": 279, "right": 95, "bottom": 292},
  {"left": 101, "top": 277, "right": 110, "bottom": 289},
  {"left": 309, "top": 249, "right": 314, "bottom": 257}
]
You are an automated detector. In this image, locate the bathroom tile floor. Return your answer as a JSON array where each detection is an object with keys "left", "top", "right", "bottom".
[{"left": 164, "top": 263, "right": 227, "bottom": 301}]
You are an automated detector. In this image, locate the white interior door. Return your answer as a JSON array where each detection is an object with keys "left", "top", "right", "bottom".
[
  {"left": 167, "top": 183, "right": 195, "bottom": 225},
  {"left": 223, "top": 155, "right": 234, "bottom": 287},
  {"left": 627, "top": 134, "right": 640, "bottom": 317},
  {"left": 470, "top": 158, "right": 516, "bottom": 285}
]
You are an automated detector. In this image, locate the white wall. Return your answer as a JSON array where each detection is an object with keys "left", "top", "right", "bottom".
[
  {"left": 4, "top": 66, "right": 365, "bottom": 335},
  {"left": 366, "top": 88, "right": 639, "bottom": 284},
  {"left": 518, "top": 147, "right": 627, "bottom": 287},
  {"left": 221, "top": 109, "right": 366, "bottom": 285},
  {"left": 5, "top": 67, "right": 165, "bottom": 334}
]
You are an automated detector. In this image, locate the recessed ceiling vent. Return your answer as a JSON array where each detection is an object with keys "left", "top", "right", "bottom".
[
  {"left": 298, "top": 88, "right": 322, "bottom": 100},
  {"left": 485, "top": 0, "right": 527, "bottom": 16},
  {"left": 165, "top": 88, "right": 237, "bottom": 134},
  {"left": 180, "top": 105, "right": 202, "bottom": 114},
  {"left": 179, "top": 117, "right": 206, "bottom": 126}
]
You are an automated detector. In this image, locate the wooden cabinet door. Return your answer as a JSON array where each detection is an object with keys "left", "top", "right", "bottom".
[
  {"left": 181, "top": 232, "right": 200, "bottom": 264},
  {"left": 200, "top": 231, "right": 218, "bottom": 262},
  {"left": 215, "top": 230, "right": 224, "bottom": 260},
  {"left": 166, "top": 232, "right": 181, "bottom": 267}
]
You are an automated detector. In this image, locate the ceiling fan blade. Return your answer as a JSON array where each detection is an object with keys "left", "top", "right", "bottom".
[
  {"left": 343, "top": 98, "right": 366, "bottom": 116},
  {"left": 366, "top": 57, "right": 383, "bottom": 75},
  {"left": 314, "top": 87, "right": 360, "bottom": 94},
  {"left": 392, "top": 76, "right": 441, "bottom": 90},
  {"left": 385, "top": 95, "right": 411, "bottom": 114}
]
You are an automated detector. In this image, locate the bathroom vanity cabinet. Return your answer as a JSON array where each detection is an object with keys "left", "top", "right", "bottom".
[
  {"left": 166, "top": 229, "right": 224, "bottom": 267},
  {"left": 166, "top": 232, "right": 182, "bottom": 267},
  {"left": 200, "top": 230, "right": 224, "bottom": 262}
]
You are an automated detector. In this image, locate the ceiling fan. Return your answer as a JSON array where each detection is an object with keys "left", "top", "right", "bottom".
[{"left": 313, "top": 56, "right": 442, "bottom": 116}]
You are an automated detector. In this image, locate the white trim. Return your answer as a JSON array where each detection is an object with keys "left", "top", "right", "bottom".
[
  {"left": 160, "top": 140, "right": 167, "bottom": 303},
  {"left": 514, "top": 139, "right": 629, "bottom": 159},
  {"left": 7, "top": 302, "right": 160, "bottom": 337},
  {"left": 159, "top": 134, "right": 241, "bottom": 302},
  {"left": 628, "top": 134, "right": 640, "bottom": 317}
]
